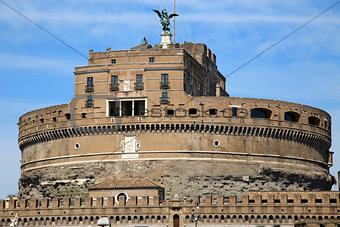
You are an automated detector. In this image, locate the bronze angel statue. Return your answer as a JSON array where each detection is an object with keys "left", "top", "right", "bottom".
[{"left": 153, "top": 9, "right": 178, "bottom": 32}]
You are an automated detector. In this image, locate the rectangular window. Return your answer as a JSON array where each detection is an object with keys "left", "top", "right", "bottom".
[
  {"left": 121, "top": 101, "right": 133, "bottom": 116},
  {"left": 134, "top": 100, "right": 146, "bottom": 116},
  {"left": 232, "top": 107, "right": 237, "bottom": 117},
  {"left": 136, "top": 74, "right": 143, "bottom": 84},
  {"left": 87, "top": 77, "right": 93, "bottom": 86},
  {"left": 111, "top": 59, "right": 116, "bottom": 64},
  {"left": 149, "top": 57, "right": 154, "bottom": 63},
  {"left": 109, "top": 101, "right": 120, "bottom": 116},
  {"left": 161, "top": 74, "right": 168, "bottom": 83},
  {"left": 112, "top": 75, "right": 118, "bottom": 85},
  {"left": 162, "top": 92, "right": 168, "bottom": 98}
]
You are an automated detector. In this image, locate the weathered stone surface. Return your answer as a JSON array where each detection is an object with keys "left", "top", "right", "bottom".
[{"left": 19, "top": 160, "right": 332, "bottom": 199}]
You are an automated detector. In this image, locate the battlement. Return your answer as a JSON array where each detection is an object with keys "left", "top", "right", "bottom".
[
  {"left": 1, "top": 192, "right": 339, "bottom": 226},
  {"left": 2, "top": 192, "right": 340, "bottom": 210}
]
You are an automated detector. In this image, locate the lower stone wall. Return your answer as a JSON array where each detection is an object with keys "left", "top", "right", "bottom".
[
  {"left": 1, "top": 192, "right": 340, "bottom": 227},
  {"left": 19, "top": 160, "right": 332, "bottom": 200}
]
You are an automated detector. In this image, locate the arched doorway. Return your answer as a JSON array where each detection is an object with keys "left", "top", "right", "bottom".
[{"left": 173, "top": 214, "right": 179, "bottom": 227}]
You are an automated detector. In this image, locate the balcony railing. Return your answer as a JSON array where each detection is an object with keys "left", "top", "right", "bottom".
[
  {"left": 85, "top": 85, "right": 94, "bottom": 92},
  {"left": 85, "top": 100, "right": 94, "bottom": 108},
  {"left": 134, "top": 83, "right": 144, "bottom": 90},
  {"left": 110, "top": 84, "right": 119, "bottom": 91},
  {"left": 160, "top": 81, "right": 170, "bottom": 89},
  {"left": 160, "top": 97, "right": 169, "bottom": 105}
]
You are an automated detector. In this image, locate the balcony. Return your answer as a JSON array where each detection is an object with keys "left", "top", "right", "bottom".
[
  {"left": 134, "top": 83, "right": 144, "bottom": 90},
  {"left": 85, "top": 100, "right": 94, "bottom": 108},
  {"left": 160, "top": 81, "right": 170, "bottom": 89},
  {"left": 85, "top": 85, "right": 94, "bottom": 92},
  {"left": 110, "top": 84, "right": 119, "bottom": 91},
  {"left": 160, "top": 97, "right": 170, "bottom": 105}
]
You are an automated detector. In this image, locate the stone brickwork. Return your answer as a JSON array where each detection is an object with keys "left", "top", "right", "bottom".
[
  {"left": 17, "top": 42, "right": 333, "bottom": 200},
  {"left": 0, "top": 192, "right": 339, "bottom": 226}
]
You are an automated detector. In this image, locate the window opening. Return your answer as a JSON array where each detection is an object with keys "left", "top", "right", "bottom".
[
  {"left": 209, "top": 109, "right": 217, "bottom": 116},
  {"left": 308, "top": 116, "right": 320, "bottom": 126},
  {"left": 250, "top": 108, "right": 271, "bottom": 119},
  {"left": 167, "top": 109, "right": 174, "bottom": 116},
  {"left": 82, "top": 113, "right": 87, "bottom": 118},
  {"left": 112, "top": 75, "right": 118, "bottom": 85},
  {"left": 284, "top": 112, "right": 300, "bottom": 122},
  {"left": 111, "top": 59, "right": 116, "bottom": 64},
  {"left": 162, "top": 92, "right": 168, "bottom": 98},
  {"left": 189, "top": 108, "right": 198, "bottom": 116},
  {"left": 149, "top": 57, "right": 154, "bottom": 63},
  {"left": 109, "top": 101, "right": 120, "bottom": 117},
  {"left": 134, "top": 100, "right": 146, "bottom": 116},
  {"left": 232, "top": 107, "right": 237, "bottom": 117},
  {"left": 121, "top": 101, "right": 133, "bottom": 116},
  {"left": 161, "top": 74, "right": 168, "bottom": 83},
  {"left": 136, "top": 74, "right": 143, "bottom": 84},
  {"left": 65, "top": 113, "right": 71, "bottom": 120},
  {"left": 87, "top": 77, "right": 93, "bottom": 86}
]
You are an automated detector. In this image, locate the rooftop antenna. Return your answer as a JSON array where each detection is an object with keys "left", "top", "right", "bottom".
[{"left": 174, "top": 0, "right": 176, "bottom": 43}]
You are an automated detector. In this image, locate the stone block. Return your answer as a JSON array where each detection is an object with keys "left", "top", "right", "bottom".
[
  {"left": 141, "top": 196, "right": 149, "bottom": 206},
  {"left": 85, "top": 197, "right": 92, "bottom": 208},
  {"left": 107, "top": 197, "right": 115, "bottom": 207},
  {"left": 63, "top": 198, "right": 70, "bottom": 208},
  {"left": 204, "top": 195, "right": 212, "bottom": 205},
  {"left": 96, "top": 197, "right": 103, "bottom": 207},
  {"left": 52, "top": 198, "right": 59, "bottom": 208},
  {"left": 74, "top": 197, "right": 81, "bottom": 208},
  {"left": 153, "top": 196, "right": 160, "bottom": 206},
  {"left": 229, "top": 195, "right": 237, "bottom": 205},
  {"left": 217, "top": 195, "right": 224, "bottom": 206}
]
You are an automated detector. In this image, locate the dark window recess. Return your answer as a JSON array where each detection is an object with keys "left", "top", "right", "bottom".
[
  {"left": 189, "top": 108, "right": 198, "bottom": 116},
  {"left": 86, "top": 77, "right": 94, "bottom": 92},
  {"left": 308, "top": 116, "right": 320, "bottom": 126},
  {"left": 111, "top": 59, "right": 116, "bottom": 64},
  {"left": 110, "top": 75, "right": 119, "bottom": 91},
  {"left": 82, "top": 113, "right": 87, "bottom": 118},
  {"left": 160, "top": 74, "right": 170, "bottom": 89},
  {"left": 109, "top": 101, "right": 120, "bottom": 117},
  {"left": 287, "top": 199, "right": 294, "bottom": 204},
  {"left": 134, "top": 100, "right": 145, "bottom": 116},
  {"left": 209, "top": 109, "right": 217, "bottom": 116},
  {"left": 53, "top": 117, "right": 57, "bottom": 122},
  {"left": 284, "top": 111, "right": 300, "bottom": 122},
  {"left": 167, "top": 109, "right": 174, "bottom": 116},
  {"left": 149, "top": 57, "right": 154, "bottom": 63},
  {"left": 121, "top": 101, "right": 133, "bottom": 116},
  {"left": 232, "top": 107, "right": 237, "bottom": 117},
  {"left": 315, "top": 199, "right": 322, "bottom": 203},
  {"left": 135, "top": 74, "right": 144, "bottom": 90},
  {"left": 248, "top": 199, "right": 255, "bottom": 204},
  {"left": 65, "top": 113, "right": 71, "bottom": 120},
  {"left": 274, "top": 199, "right": 280, "bottom": 203},
  {"left": 301, "top": 199, "right": 308, "bottom": 203},
  {"left": 40, "top": 118, "right": 44, "bottom": 123},
  {"left": 330, "top": 199, "right": 337, "bottom": 203},
  {"left": 261, "top": 199, "right": 268, "bottom": 203},
  {"left": 86, "top": 96, "right": 93, "bottom": 107},
  {"left": 250, "top": 108, "right": 271, "bottom": 119},
  {"left": 160, "top": 92, "right": 169, "bottom": 104}
]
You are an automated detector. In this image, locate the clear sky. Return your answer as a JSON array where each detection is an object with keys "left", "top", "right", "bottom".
[{"left": 0, "top": 0, "right": 339, "bottom": 199}]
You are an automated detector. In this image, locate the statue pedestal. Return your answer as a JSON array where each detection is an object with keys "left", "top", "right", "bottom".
[{"left": 161, "top": 31, "right": 172, "bottom": 48}]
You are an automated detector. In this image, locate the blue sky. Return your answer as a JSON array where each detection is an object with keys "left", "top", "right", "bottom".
[{"left": 0, "top": 0, "right": 339, "bottom": 199}]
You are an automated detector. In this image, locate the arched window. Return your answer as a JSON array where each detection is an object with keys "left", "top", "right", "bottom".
[
  {"left": 250, "top": 108, "right": 271, "bottom": 119},
  {"left": 308, "top": 116, "right": 320, "bottom": 126},
  {"left": 284, "top": 111, "right": 300, "bottom": 122},
  {"left": 117, "top": 193, "right": 127, "bottom": 205}
]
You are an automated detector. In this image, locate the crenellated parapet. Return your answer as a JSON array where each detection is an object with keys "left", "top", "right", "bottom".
[{"left": 1, "top": 192, "right": 340, "bottom": 226}]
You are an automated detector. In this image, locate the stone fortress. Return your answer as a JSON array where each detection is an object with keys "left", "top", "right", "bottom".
[{"left": 1, "top": 10, "right": 339, "bottom": 227}]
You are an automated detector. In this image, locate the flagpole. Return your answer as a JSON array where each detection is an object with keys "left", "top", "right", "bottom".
[{"left": 174, "top": 0, "right": 176, "bottom": 43}]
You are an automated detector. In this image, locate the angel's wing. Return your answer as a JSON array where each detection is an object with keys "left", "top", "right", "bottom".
[
  {"left": 153, "top": 9, "right": 162, "bottom": 18},
  {"left": 169, "top": 13, "right": 179, "bottom": 19}
]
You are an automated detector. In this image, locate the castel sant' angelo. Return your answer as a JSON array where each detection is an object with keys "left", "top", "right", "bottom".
[{"left": 1, "top": 8, "right": 340, "bottom": 227}]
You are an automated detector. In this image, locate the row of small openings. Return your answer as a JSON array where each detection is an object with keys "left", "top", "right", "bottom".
[
  {"left": 29, "top": 113, "right": 71, "bottom": 125},
  {"left": 110, "top": 57, "right": 155, "bottom": 65},
  {"left": 250, "top": 108, "right": 326, "bottom": 128}
]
